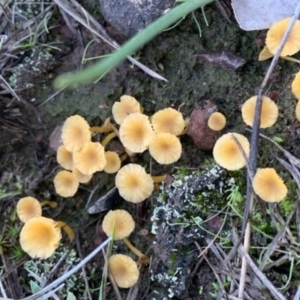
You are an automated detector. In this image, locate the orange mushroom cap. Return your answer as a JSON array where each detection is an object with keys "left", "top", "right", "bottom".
[
  {"left": 241, "top": 96, "right": 278, "bottom": 128},
  {"left": 104, "top": 151, "right": 121, "bottom": 174},
  {"left": 61, "top": 115, "right": 91, "bottom": 152},
  {"left": 57, "top": 145, "right": 73, "bottom": 170},
  {"left": 213, "top": 132, "right": 250, "bottom": 170},
  {"left": 266, "top": 18, "right": 300, "bottom": 57},
  {"left": 115, "top": 164, "right": 154, "bottom": 203},
  {"left": 54, "top": 170, "right": 79, "bottom": 197},
  {"left": 20, "top": 216, "right": 62, "bottom": 259},
  {"left": 16, "top": 197, "right": 42, "bottom": 223},
  {"left": 112, "top": 95, "right": 142, "bottom": 125},
  {"left": 108, "top": 254, "right": 139, "bottom": 288},
  {"left": 151, "top": 108, "right": 185, "bottom": 135},
  {"left": 102, "top": 209, "right": 135, "bottom": 240},
  {"left": 73, "top": 142, "right": 107, "bottom": 175},
  {"left": 119, "top": 113, "right": 154, "bottom": 153},
  {"left": 149, "top": 133, "right": 182, "bottom": 164},
  {"left": 207, "top": 112, "right": 227, "bottom": 131},
  {"left": 296, "top": 101, "right": 300, "bottom": 122},
  {"left": 253, "top": 168, "right": 288, "bottom": 203},
  {"left": 72, "top": 167, "right": 92, "bottom": 184},
  {"left": 292, "top": 71, "right": 300, "bottom": 100}
]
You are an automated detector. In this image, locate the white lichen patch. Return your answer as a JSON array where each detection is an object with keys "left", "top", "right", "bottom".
[{"left": 150, "top": 163, "right": 240, "bottom": 299}]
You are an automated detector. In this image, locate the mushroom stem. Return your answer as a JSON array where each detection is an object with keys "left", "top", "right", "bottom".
[
  {"left": 122, "top": 237, "right": 149, "bottom": 264},
  {"left": 178, "top": 117, "right": 190, "bottom": 136},
  {"left": 40, "top": 201, "right": 58, "bottom": 208},
  {"left": 102, "top": 132, "right": 118, "bottom": 148},
  {"left": 90, "top": 126, "right": 113, "bottom": 134},
  {"left": 151, "top": 175, "right": 167, "bottom": 183},
  {"left": 120, "top": 153, "right": 128, "bottom": 162},
  {"left": 56, "top": 221, "right": 75, "bottom": 242}
]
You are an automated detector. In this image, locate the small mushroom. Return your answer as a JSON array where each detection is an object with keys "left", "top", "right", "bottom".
[
  {"left": 104, "top": 151, "right": 122, "bottom": 174},
  {"left": 253, "top": 168, "right": 287, "bottom": 203},
  {"left": 295, "top": 101, "right": 300, "bottom": 122},
  {"left": 213, "top": 132, "right": 250, "bottom": 171},
  {"left": 54, "top": 170, "right": 79, "bottom": 197},
  {"left": 119, "top": 113, "right": 154, "bottom": 153},
  {"left": 266, "top": 17, "right": 300, "bottom": 57},
  {"left": 149, "top": 132, "right": 182, "bottom": 164},
  {"left": 102, "top": 209, "right": 135, "bottom": 240},
  {"left": 207, "top": 112, "right": 227, "bottom": 131},
  {"left": 72, "top": 167, "right": 92, "bottom": 184},
  {"left": 187, "top": 101, "right": 222, "bottom": 151},
  {"left": 102, "top": 209, "right": 149, "bottom": 262},
  {"left": 108, "top": 254, "right": 139, "bottom": 288},
  {"left": 57, "top": 145, "right": 73, "bottom": 170},
  {"left": 241, "top": 96, "right": 278, "bottom": 128},
  {"left": 73, "top": 142, "right": 107, "bottom": 175},
  {"left": 112, "top": 95, "right": 142, "bottom": 125},
  {"left": 19, "top": 216, "right": 62, "bottom": 259},
  {"left": 151, "top": 107, "right": 185, "bottom": 136},
  {"left": 115, "top": 164, "right": 154, "bottom": 203},
  {"left": 17, "top": 197, "right": 42, "bottom": 223},
  {"left": 292, "top": 71, "right": 300, "bottom": 100},
  {"left": 61, "top": 115, "right": 91, "bottom": 152}
]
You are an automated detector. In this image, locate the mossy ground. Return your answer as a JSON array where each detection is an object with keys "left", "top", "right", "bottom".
[{"left": 1, "top": 2, "right": 300, "bottom": 299}]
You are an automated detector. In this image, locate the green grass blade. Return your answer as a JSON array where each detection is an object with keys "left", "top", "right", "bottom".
[{"left": 54, "top": 0, "right": 214, "bottom": 88}]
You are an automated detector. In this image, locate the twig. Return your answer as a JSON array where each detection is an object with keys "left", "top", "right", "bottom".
[
  {"left": 19, "top": 237, "right": 112, "bottom": 300},
  {"left": 232, "top": 228, "right": 286, "bottom": 300},
  {"left": 238, "top": 4, "right": 300, "bottom": 298},
  {"left": 0, "top": 271, "right": 7, "bottom": 298},
  {"left": 76, "top": 235, "right": 93, "bottom": 300}
]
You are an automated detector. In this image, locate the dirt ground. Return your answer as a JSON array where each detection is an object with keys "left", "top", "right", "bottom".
[{"left": 1, "top": 1, "right": 300, "bottom": 299}]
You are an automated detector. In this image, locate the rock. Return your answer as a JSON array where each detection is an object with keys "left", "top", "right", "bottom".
[
  {"left": 187, "top": 101, "right": 222, "bottom": 151},
  {"left": 99, "top": 0, "right": 176, "bottom": 37},
  {"left": 150, "top": 166, "right": 227, "bottom": 299}
]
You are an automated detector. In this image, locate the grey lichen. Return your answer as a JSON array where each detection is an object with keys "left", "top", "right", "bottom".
[
  {"left": 150, "top": 163, "right": 239, "bottom": 299},
  {"left": 24, "top": 245, "right": 85, "bottom": 297}
]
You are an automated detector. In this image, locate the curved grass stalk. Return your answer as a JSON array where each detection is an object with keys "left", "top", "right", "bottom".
[{"left": 54, "top": 0, "right": 214, "bottom": 88}]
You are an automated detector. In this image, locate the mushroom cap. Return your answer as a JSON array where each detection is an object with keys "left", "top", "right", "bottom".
[
  {"left": 57, "top": 145, "right": 73, "bottom": 170},
  {"left": 104, "top": 151, "right": 121, "bottom": 173},
  {"left": 119, "top": 113, "right": 154, "bottom": 153},
  {"left": 112, "top": 95, "right": 141, "bottom": 125},
  {"left": 54, "top": 170, "right": 79, "bottom": 197},
  {"left": 61, "top": 115, "right": 91, "bottom": 152},
  {"left": 115, "top": 164, "right": 154, "bottom": 203},
  {"left": 253, "top": 168, "right": 288, "bottom": 202},
  {"left": 72, "top": 167, "right": 92, "bottom": 184},
  {"left": 109, "top": 254, "right": 139, "bottom": 288},
  {"left": 73, "top": 142, "right": 107, "bottom": 175},
  {"left": 292, "top": 71, "right": 300, "bottom": 100},
  {"left": 296, "top": 101, "right": 300, "bottom": 122},
  {"left": 102, "top": 209, "right": 135, "bottom": 240},
  {"left": 151, "top": 108, "right": 185, "bottom": 135},
  {"left": 149, "top": 133, "right": 182, "bottom": 164},
  {"left": 207, "top": 112, "right": 227, "bottom": 131},
  {"left": 17, "top": 197, "right": 42, "bottom": 223},
  {"left": 241, "top": 96, "right": 278, "bottom": 128},
  {"left": 266, "top": 18, "right": 300, "bottom": 56},
  {"left": 20, "top": 216, "right": 62, "bottom": 259},
  {"left": 213, "top": 132, "right": 250, "bottom": 170}
]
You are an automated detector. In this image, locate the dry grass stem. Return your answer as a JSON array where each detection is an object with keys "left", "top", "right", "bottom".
[
  {"left": 238, "top": 3, "right": 300, "bottom": 298},
  {"left": 53, "top": 0, "right": 167, "bottom": 82}
]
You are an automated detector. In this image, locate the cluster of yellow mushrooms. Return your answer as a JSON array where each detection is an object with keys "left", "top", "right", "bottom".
[
  {"left": 16, "top": 196, "right": 74, "bottom": 259},
  {"left": 212, "top": 92, "right": 288, "bottom": 203},
  {"left": 259, "top": 17, "right": 300, "bottom": 122},
  {"left": 53, "top": 95, "right": 186, "bottom": 203},
  {"left": 15, "top": 17, "right": 300, "bottom": 289}
]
